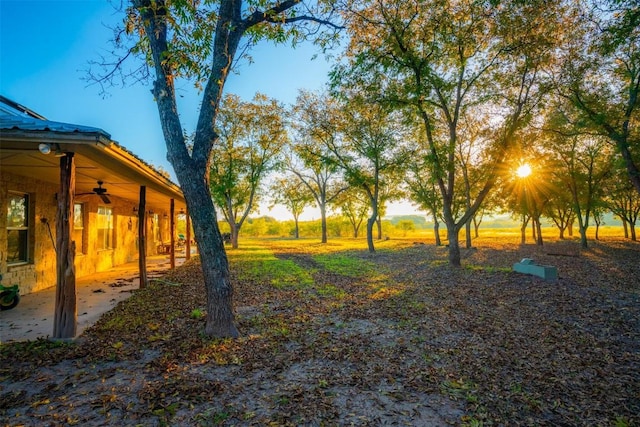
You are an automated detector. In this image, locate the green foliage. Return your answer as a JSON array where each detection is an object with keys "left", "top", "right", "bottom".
[
  {"left": 119, "top": 0, "right": 338, "bottom": 91},
  {"left": 440, "top": 378, "right": 478, "bottom": 403},
  {"left": 397, "top": 220, "right": 415, "bottom": 235},
  {"left": 336, "top": 0, "right": 564, "bottom": 263},
  {"left": 387, "top": 215, "right": 429, "bottom": 228},
  {"left": 269, "top": 175, "right": 314, "bottom": 224},
  {"left": 195, "top": 406, "right": 234, "bottom": 426},
  {"left": 229, "top": 243, "right": 314, "bottom": 289},
  {"left": 614, "top": 416, "right": 631, "bottom": 427},
  {"left": 312, "top": 253, "right": 379, "bottom": 278},
  {"left": 316, "top": 284, "right": 347, "bottom": 299},
  {"left": 210, "top": 93, "right": 288, "bottom": 236},
  {"left": 190, "top": 308, "right": 204, "bottom": 319},
  {"left": 243, "top": 216, "right": 286, "bottom": 237}
]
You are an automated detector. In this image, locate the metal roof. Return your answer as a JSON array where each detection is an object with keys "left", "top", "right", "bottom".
[
  {"left": 0, "top": 95, "right": 111, "bottom": 138},
  {"left": 0, "top": 95, "right": 186, "bottom": 210}
]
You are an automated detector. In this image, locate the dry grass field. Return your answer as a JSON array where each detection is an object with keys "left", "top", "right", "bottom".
[{"left": 1, "top": 228, "right": 638, "bottom": 426}]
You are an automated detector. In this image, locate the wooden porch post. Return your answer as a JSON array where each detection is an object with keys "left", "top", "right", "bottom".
[
  {"left": 53, "top": 153, "right": 77, "bottom": 339},
  {"left": 185, "top": 208, "right": 191, "bottom": 261},
  {"left": 138, "top": 186, "right": 147, "bottom": 288},
  {"left": 170, "top": 198, "right": 175, "bottom": 269}
]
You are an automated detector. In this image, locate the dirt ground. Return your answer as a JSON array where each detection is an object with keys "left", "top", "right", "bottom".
[{"left": 0, "top": 236, "right": 638, "bottom": 426}]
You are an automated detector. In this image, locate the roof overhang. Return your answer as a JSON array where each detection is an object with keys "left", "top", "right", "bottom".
[{"left": 0, "top": 129, "right": 186, "bottom": 212}]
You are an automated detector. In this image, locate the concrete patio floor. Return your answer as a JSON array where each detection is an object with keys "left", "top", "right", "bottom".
[{"left": 0, "top": 255, "right": 186, "bottom": 343}]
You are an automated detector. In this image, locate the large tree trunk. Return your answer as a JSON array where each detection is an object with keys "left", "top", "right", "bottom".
[
  {"left": 293, "top": 216, "right": 300, "bottom": 239},
  {"left": 473, "top": 215, "right": 481, "bottom": 238},
  {"left": 433, "top": 213, "right": 442, "bottom": 246},
  {"left": 630, "top": 223, "right": 637, "bottom": 241},
  {"left": 616, "top": 137, "right": 640, "bottom": 195},
  {"left": 535, "top": 218, "right": 543, "bottom": 246},
  {"left": 137, "top": 0, "right": 243, "bottom": 338},
  {"left": 230, "top": 223, "right": 239, "bottom": 249},
  {"left": 520, "top": 214, "right": 530, "bottom": 245},
  {"left": 447, "top": 225, "right": 461, "bottom": 267},
  {"left": 53, "top": 153, "right": 77, "bottom": 339},
  {"left": 181, "top": 177, "right": 238, "bottom": 338},
  {"left": 320, "top": 203, "right": 328, "bottom": 243},
  {"left": 366, "top": 204, "right": 377, "bottom": 253},
  {"left": 578, "top": 221, "right": 589, "bottom": 249},
  {"left": 465, "top": 218, "right": 472, "bottom": 248},
  {"left": 376, "top": 214, "right": 382, "bottom": 240},
  {"left": 185, "top": 210, "right": 191, "bottom": 260},
  {"left": 226, "top": 197, "right": 240, "bottom": 249},
  {"left": 366, "top": 216, "right": 375, "bottom": 252}
]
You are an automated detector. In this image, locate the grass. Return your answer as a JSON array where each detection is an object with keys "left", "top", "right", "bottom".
[
  {"left": 311, "top": 253, "right": 379, "bottom": 278},
  {"left": 228, "top": 241, "right": 314, "bottom": 289}
]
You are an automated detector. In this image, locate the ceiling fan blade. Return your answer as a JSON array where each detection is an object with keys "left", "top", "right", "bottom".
[{"left": 99, "top": 194, "right": 111, "bottom": 204}]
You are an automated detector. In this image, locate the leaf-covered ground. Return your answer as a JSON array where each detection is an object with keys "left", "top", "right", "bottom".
[{"left": 1, "top": 236, "right": 638, "bottom": 426}]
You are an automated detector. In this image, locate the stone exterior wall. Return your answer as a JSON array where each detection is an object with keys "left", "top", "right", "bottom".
[
  {"left": 1, "top": 172, "right": 172, "bottom": 295},
  {"left": 1, "top": 172, "right": 58, "bottom": 295}
]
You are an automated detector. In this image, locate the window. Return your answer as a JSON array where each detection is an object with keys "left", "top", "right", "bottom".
[
  {"left": 73, "top": 203, "right": 85, "bottom": 254},
  {"left": 7, "top": 192, "right": 29, "bottom": 263},
  {"left": 97, "top": 206, "right": 113, "bottom": 249},
  {"left": 153, "top": 213, "right": 160, "bottom": 242}
]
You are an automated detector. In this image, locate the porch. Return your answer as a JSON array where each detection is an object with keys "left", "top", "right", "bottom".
[{"left": 0, "top": 253, "right": 194, "bottom": 342}]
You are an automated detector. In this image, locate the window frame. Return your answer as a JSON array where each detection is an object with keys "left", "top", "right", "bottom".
[
  {"left": 6, "top": 192, "right": 29, "bottom": 264},
  {"left": 73, "top": 202, "right": 86, "bottom": 254},
  {"left": 97, "top": 205, "right": 114, "bottom": 250}
]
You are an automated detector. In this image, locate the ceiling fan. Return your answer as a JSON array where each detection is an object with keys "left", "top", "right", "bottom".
[{"left": 77, "top": 181, "right": 111, "bottom": 204}]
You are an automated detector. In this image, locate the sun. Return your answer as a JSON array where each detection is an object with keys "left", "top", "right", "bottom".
[{"left": 516, "top": 163, "right": 532, "bottom": 178}]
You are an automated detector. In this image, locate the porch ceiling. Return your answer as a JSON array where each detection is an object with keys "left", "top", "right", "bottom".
[{"left": 0, "top": 132, "right": 186, "bottom": 213}]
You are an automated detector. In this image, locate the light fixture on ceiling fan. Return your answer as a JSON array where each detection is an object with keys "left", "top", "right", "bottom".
[{"left": 77, "top": 181, "right": 111, "bottom": 204}]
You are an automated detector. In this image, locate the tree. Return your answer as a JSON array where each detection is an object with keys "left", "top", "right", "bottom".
[
  {"left": 335, "top": 0, "right": 559, "bottom": 265},
  {"left": 547, "top": 131, "right": 614, "bottom": 249},
  {"left": 603, "top": 165, "right": 640, "bottom": 240},
  {"left": 406, "top": 156, "right": 443, "bottom": 246},
  {"left": 397, "top": 220, "right": 415, "bottom": 237},
  {"left": 557, "top": 0, "right": 640, "bottom": 195},
  {"left": 269, "top": 174, "right": 313, "bottom": 239},
  {"left": 335, "top": 187, "right": 369, "bottom": 238},
  {"left": 290, "top": 91, "right": 349, "bottom": 243},
  {"left": 456, "top": 116, "right": 494, "bottom": 248},
  {"left": 544, "top": 186, "right": 575, "bottom": 240},
  {"left": 323, "top": 93, "right": 410, "bottom": 252},
  {"left": 96, "top": 0, "right": 340, "bottom": 337},
  {"left": 517, "top": 167, "right": 549, "bottom": 246},
  {"left": 210, "top": 93, "right": 288, "bottom": 248},
  {"left": 497, "top": 142, "right": 556, "bottom": 246},
  {"left": 375, "top": 174, "right": 406, "bottom": 240}
]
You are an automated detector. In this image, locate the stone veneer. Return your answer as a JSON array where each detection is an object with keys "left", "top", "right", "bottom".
[{"left": 1, "top": 172, "right": 171, "bottom": 295}]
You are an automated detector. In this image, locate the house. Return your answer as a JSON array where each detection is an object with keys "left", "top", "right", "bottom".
[{"left": 0, "top": 96, "right": 188, "bottom": 296}]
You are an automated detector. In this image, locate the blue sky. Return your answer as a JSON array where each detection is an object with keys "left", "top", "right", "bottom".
[
  {"left": 0, "top": 0, "right": 332, "bottom": 175},
  {"left": 0, "top": 0, "right": 422, "bottom": 219}
]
